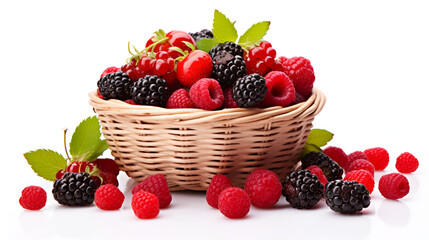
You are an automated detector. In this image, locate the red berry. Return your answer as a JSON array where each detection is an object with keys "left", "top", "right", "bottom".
[
  {"left": 19, "top": 186, "right": 47, "bottom": 210},
  {"left": 146, "top": 30, "right": 196, "bottom": 59},
  {"left": 55, "top": 169, "right": 65, "bottom": 180},
  {"left": 206, "top": 174, "right": 233, "bottom": 208},
  {"left": 347, "top": 151, "right": 369, "bottom": 169},
  {"left": 344, "top": 170, "right": 375, "bottom": 194},
  {"left": 396, "top": 152, "right": 419, "bottom": 173},
  {"left": 124, "top": 99, "right": 138, "bottom": 105},
  {"left": 222, "top": 88, "right": 238, "bottom": 108},
  {"left": 218, "top": 187, "right": 250, "bottom": 219},
  {"left": 166, "top": 88, "right": 195, "bottom": 109},
  {"left": 132, "top": 191, "right": 160, "bottom": 219},
  {"left": 131, "top": 174, "right": 172, "bottom": 209},
  {"left": 244, "top": 169, "right": 282, "bottom": 208},
  {"left": 305, "top": 165, "right": 328, "bottom": 186},
  {"left": 176, "top": 50, "right": 213, "bottom": 88},
  {"left": 324, "top": 146, "right": 349, "bottom": 170},
  {"left": 94, "top": 184, "right": 125, "bottom": 210},
  {"left": 379, "top": 173, "right": 410, "bottom": 200},
  {"left": 189, "top": 78, "right": 224, "bottom": 110},
  {"left": 99, "top": 172, "right": 119, "bottom": 187},
  {"left": 364, "top": 147, "right": 389, "bottom": 171},
  {"left": 262, "top": 71, "right": 296, "bottom": 107},
  {"left": 100, "top": 66, "right": 120, "bottom": 78},
  {"left": 96, "top": 89, "right": 104, "bottom": 99},
  {"left": 245, "top": 41, "right": 277, "bottom": 76},
  {"left": 67, "top": 161, "right": 95, "bottom": 173},
  {"left": 93, "top": 158, "right": 120, "bottom": 176},
  {"left": 347, "top": 159, "right": 375, "bottom": 176},
  {"left": 279, "top": 56, "right": 315, "bottom": 98}
]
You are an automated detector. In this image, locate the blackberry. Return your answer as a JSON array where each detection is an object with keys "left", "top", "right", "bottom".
[
  {"left": 301, "top": 152, "right": 344, "bottom": 181},
  {"left": 325, "top": 180, "right": 371, "bottom": 214},
  {"left": 209, "top": 42, "right": 244, "bottom": 58},
  {"left": 131, "top": 75, "right": 168, "bottom": 107},
  {"left": 189, "top": 29, "right": 213, "bottom": 42},
  {"left": 232, "top": 73, "right": 267, "bottom": 108},
  {"left": 211, "top": 51, "right": 247, "bottom": 87},
  {"left": 282, "top": 170, "right": 324, "bottom": 209},
  {"left": 97, "top": 71, "right": 132, "bottom": 100},
  {"left": 52, "top": 172, "right": 97, "bottom": 206}
]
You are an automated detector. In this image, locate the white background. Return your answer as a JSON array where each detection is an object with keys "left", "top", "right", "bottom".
[{"left": 1, "top": 0, "right": 428, "bottom": 239}]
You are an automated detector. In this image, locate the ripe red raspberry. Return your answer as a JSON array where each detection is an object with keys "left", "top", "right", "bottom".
[
  {"left": 261, "top": 71, "right": 296, "bottom": 107},
  {"left": 19, "top": 186, "right": 47, "bottom": 210},
  {"left": 206, "top": 174, "right": 233, "bottom": 208},
  {"left": 347, "top": 159, "right": 375, "bottom": 176},
  {"left": 396, "top": 152, "right": 419, "bottom": 173},
  {"left": 305, "top": 165, "right": 328, "bottom": 186},
  {"left": 244, "top": 169, "right": 282, "bottom": 208},
  {"left": 344, "top": 170, "right": 375, "bottom": 194},
  {"left": 100, "top": 66, "right": 120, "bottom": 78},
  {"left": 189, "top": 78, "right": 224, "bottom": 110},
  {"left": 218, "top": 187, "right": 251, "bottom": 219},
  {"left": 93, "top": 158, "right": 120, "bottom": 176},
  {"left": 347, "top": 151, "right": 368, "bottom": 169},
  {"left": 245, "top": 40, "right": 277, "bottom": 76},
  {"left": 97, "top": 89, "right": 104, "bottom": 99},
  {"left": 124, "top": 99, "right": 138, "bottom": 105},
  {"left": 324, "top": 146, "right": 349, "bottom": 170},
  {"left": 99, "top": 172, "right": 119, "bottom": 187},
  {"left": 364, "top": 147, "right": 389, "bottom": 171},
  {"left": 166, "top": 88, "right": 195, "bottom": 109},
  {"left": 278, "top": 56, "right": 315, "bottom": 98},
  {"left": 379, "top": 173, "right": 410, "bottom": 200},
  {"left": 132, "top": 191, "right": 160, "bottom": 219},
  {"left": 222, "top": 88, "right": 238, "bottom": 108},
  {"left": 132, "top": 174, "right": 172, "bottom": 208},
  {"left": 94, "top": 184, "right": 125, "bottom": 210}
]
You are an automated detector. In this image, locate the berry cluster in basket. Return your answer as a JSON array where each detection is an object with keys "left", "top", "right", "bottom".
[{"left": 96, "top": 10, "right": 315, "bottom": 110}]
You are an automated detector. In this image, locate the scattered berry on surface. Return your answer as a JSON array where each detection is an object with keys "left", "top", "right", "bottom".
[
  {"left": 93, "top": 158, "right": 120, "bottom": 176},
  {"left": 232, "top": 73, "right": 267, "bottom": 108},
  {"left": 301, "top": 152, "right": 344, "bottom": 181},
  {"left": 94, "top": 184, "right": 124, "bottom": 210},
  {"left": 379, "top": 173, "right": 410, "bottom": 200},
  {"left": 282, "top": 170, "right": 324, "bottom": 209},
  {"left": 52, "top": 172, "right": 98, "bottom": 206},
  {"left": 344, "top": 170, "right": 375, "bottom": 194},
  {"left": 395, "top": 152, "right": 419, "bottom": 173},
  {"left": 97, "top": 71, "right": 133, "bottom": 100},
  {"left": 261, "top": 71, "right": 296, "bottom": 107},
  {"left": 132, "top": 174, "right": 172, "bottom": 209},
  {"left": 131, "top": 75, "right": 168, "bottom": 107},
  {"left": 324, "top": 146, "right": 349, "bottom": 170},
  {"left": 347, "top": 159, "right": 375, "bottom": 176},
  {"left": 305, "top": 165, "right": 328, "bottom": 186},
  {"left": 206, "top": 174, "right": 232, "bottom": 208},
  {"left": 189, "top": 78, "right": 224, "bottom": 110},
  {"left": 218, "top": 187, "right": 250, "bottom": 219},
  {"left": 325, "top": 180, "right": 371, "bottom": 214},
  {"left": 99, "top": 172, "right": 119, "bottom": 187},
  {"left": 166, "top": 88, "right": 194, "bottom": 109},
  {"left": 363, "top": 147, "right": 389, "bottom": 171},
  {"left": 244, "top": 169, "right": 282, "bottom": 208},
  {"left": 347, "top": 151, "right": 368, "bottom": 168},
  {"left": 19, "top": 186, "right": 47, "bottom": 210},
  {"left": 132, "top": 191, "right": 160, "bottom": 219}
]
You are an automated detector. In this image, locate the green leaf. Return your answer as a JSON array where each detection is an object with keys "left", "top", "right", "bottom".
[
  {"left": 238, "top": 21, "right": 270, "bottom": 47},
  {"left": 69, "top": 116, "right": 104, "bottom": 161},
  {"left": 196, "top": 38, "right": 219, "bottom": 53},
  {"left": 81, "top": 139, "right": 109, "bottom": 162},
  {"left": 24, "top": 149, "right": 67, "bottom": 181},
  {"left": 306, "top": 129, "right": 334, "bottom": 148},
  {"left": 300, "top": 144, "right": 323, "bottom": 158},
  {"left": 212, "top": 9, "right": 238, "bottom": 43}
]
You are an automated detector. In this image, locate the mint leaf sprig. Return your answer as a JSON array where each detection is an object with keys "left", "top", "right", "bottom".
[
  {"left": 24, "top": 116, "right": 109, "bottom": 181},
  {"left": 196, "top": 9, "right": 270, "bottom": 54}
]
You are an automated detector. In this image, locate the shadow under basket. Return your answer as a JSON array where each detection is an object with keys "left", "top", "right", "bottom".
[{"left": 89, "top": 88, "right": 326, "bottom": 191}]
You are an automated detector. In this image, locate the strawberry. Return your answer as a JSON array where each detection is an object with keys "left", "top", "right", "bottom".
[{"left": 176, "top": 50, "right": 213, "bottom": 88}]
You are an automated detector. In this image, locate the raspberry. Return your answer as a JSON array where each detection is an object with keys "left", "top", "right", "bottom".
[
  {"left": 261, "top": 71, "right": 296, "bottom": 107},
  {"left": 96, "top": 89, "right": 104, "bottom": 99},
  {"left": 347, "top": 159, "right": 375, "bottom": 176},
  {"left": 324, "top": 146, "right": 349, "bottom": 170},
  {"left": 347, "top": 151, "right": 368, "bottom": 169},
  {"left": 222, "top": 88, "right": 238, "bottom": 108},
  {"left": 396, "top": 152, "right": 419, "bottom": 173},
  {"left": 189, "top": 78, "right": 224, "bottom": 110},
  {"left": 278, "top": 56, "right": 315, "bottom": 98},
  {"left": 282, "top": 170, "right": 324, "bottom": 209},
  {"left": 94, "top": 184, "right": 124, "bottom": 210},
  {"left": 379, "top": 173, "right": 410, "bottom": 200},
  {"left": 206, "top": 174, "right": 233, "bottom": 208},
  {"left": 166, "top": 88, "right": 195, "bottom": 109},
  {"left": 363, "top": 147, "right": 389, "bottom": 171},
  {"left": 245, "top": 40, "right": 277, "bottom": 76},
  {"left": 244, "top": 169, "right": 282, "bottom": 208},
  {"left": 218, "top": 187, "right": 250, "bottom": 219},
  {"left": 19, "top": 186, "right": 47, "bottom": 210},
  {"left": 100, "top": 66, "right": 120, "bottom": 78},
  {"left": 232, "top": 73, "right": 267, "bottom": 108},
  {"left": 305, "top": 165, "right": 328, "bottom": 186},
  {"left": 93, "top": 158, "right": 120, "bottom": 176},
  {"left": 132, "top": 191, "right": 160, "bottom": 219},
  {"left": 344, "top": 170, "right": 375, "bottom": 194},
  {"left": 131, "top": 174, "right": 172, "bottom": 208},
  {"left": 325, "top": 180, "right": 371, "bottom": 214}
]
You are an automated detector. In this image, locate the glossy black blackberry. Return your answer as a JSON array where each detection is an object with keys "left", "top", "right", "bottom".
[
  {"left": 325, "top": 180, "right": 371, "bottom": 214},
  {"left": 209, "top": 42, "right": 244, "bottom": 58},
  {"left": 211, "top": 51, "right": 247, "bottom": 88},
  {"left": 97, "top": 71, "right": 132, "bottom": 100},
  {"left": 301, "top": 152, "right": 344, "bottom": 181},
  {"left": 282, "top": 170, "right": 324, "bottom": 209},
  {"left": 131, "top": 75, "right": 168, "bottom": 107},
  {"left": 232, "top": 73, "right": 267, "bottom": 108},
  {"left": 189, "top": 29, "right": 213, "bottom": 42},
  {"left": 52, "top": 172, "right": 97, "bottom": 206}
]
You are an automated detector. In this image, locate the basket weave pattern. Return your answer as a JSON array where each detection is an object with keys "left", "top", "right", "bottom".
[{"left": 89, "top": 88, "right": 326, "bottom": 191}]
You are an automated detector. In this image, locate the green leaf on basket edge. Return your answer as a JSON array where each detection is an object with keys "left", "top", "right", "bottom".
[
  {"left": 212, "top": 9, "right": 238, "bottom": 43},
  {"left": 24, "top": 149, "right": 67, "bottom": 181},
  {"left": 300, "top": 143, "right": 323, "bottom": 159},
  {"left": 306, "top": 129, "right": 334, "bottom": 148},
  {"left": 196, "top": 38, "right": 219, "bottom": 53}
]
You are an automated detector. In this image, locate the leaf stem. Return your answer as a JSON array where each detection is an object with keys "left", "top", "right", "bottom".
[{"left": 63, "top": 129, "right": 71, "bottom": 162}]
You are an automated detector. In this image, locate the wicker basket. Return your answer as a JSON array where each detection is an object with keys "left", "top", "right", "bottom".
[{"left": 89, "top": 88, "right": 326, "bottom": 191}]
